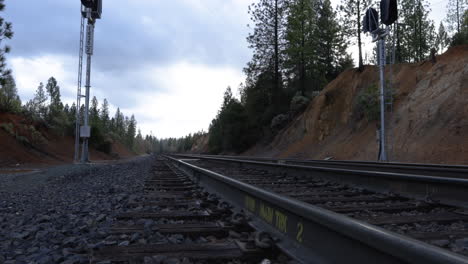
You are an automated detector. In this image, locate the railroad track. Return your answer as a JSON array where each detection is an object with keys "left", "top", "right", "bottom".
[
  {"left": 166, "top": 155, "right": 468, "bottom": 263},
  {"left": 173, "top": 154, "right": 468, "bottom": 178},
  {"left": 89, "top": 157, "right": 289, "bottom": 263}
]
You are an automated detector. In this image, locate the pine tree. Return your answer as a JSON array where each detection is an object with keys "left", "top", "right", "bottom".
[
  {"left": 45, "top": 77, "right": 63, "bottom": 121},
  {"left": 284, "top": 0, "right": 320, "bottom": 94},
  {"left": 0, "top": 0, "right": 13, "bottom": 84},
  {"left": 450, "top": 9, "right": 468, "bottom": 45},
  {"left": 339, "top": 0, "right": 369, "bottom": 70},
  {"left": 445, "top": 0, "right": 467, "bottom": 35},
  {"left": 114, "top": 108, "right": 124, "bottom": 138},
  {"left": 100, "top": 98, "right": 110, "bottom": 132},
  {"left": 30, "top": 82, "right": 48, "bottom": 118},
  {"left": 399, "top": 0, "right": 435, "bottom": 62},
  {"left": 90, "top": 96, "right": 100, "bottom": 126},
  {"left": 436, "top": 22, "right": 450, "bottom": 53},
  {"left": 69, "top": 102, "right": 77, "bottom": 123},
  {"left": 0, "top": 74, "right": 20, "bottom": 112},
  {"left": 247, "top": 0, "right": 289, "bottom": 111},
  {"left": 126, "top": 115, "right": 137, "bottom": 148},
  {"left": 316, "top": 0, "right": 352, "bottom": 82}
]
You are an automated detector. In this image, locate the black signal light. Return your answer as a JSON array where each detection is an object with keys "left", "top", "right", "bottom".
[
  {"left": 363, "top": 8, "right": 379, "bottom": 33},
  {"left": 380, "top": 0, "right": 398, "bottom": 25},
  {"left": 81, "top": 0, "right": 102, "bottom": 19}
]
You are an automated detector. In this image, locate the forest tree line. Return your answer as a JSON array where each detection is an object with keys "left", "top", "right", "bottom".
[{"left": 0, "top": 75, "right": 159, "bottom": 154}]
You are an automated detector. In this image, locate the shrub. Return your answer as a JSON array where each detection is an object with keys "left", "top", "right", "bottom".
[
  {"left": 0, "top": 122, "right": 14, "bottom": 136},
  {"left": 270, "top": 114, "right": 290, "bottom": 131},
  {"left": 354, "top": 83, "right": 380, "bottom": 122},
  {"left": 27, "top": 125, "right": 47, "bottom": 146},
  {"left": 290, "top": 94, "right": 310, "bottom": 115},
  {"left": 15, "top": 134, "right": 30, "bottom": 146},
  {"left": 96, "top": 138, "right": 113, "bottom": 154}
]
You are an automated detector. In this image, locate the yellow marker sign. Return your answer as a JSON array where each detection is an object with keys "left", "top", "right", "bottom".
[
  {"left": 245, "top": 196, "right": 256, "bottom": 212},
  {"left": 259, "top": 203, "right": 274, "bottom": 224},
  {"left": 296, "top": 222, "right": 304, "bottom": 243},
  {"left": 275, "top": 210, "right": 288, "bottom": 233}
]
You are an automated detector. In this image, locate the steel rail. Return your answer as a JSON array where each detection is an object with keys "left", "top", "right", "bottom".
[
  {"left": 165, "top": 155, "right": 468, "bottom": 264},
  {"left": 172, "top": 154, "right": 468, "bottom": 208},
  {"left": 173, "top": 154, "right": 468, "bottom": 178}
]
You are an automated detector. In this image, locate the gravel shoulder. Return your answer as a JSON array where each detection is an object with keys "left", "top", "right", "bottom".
[{"left": 0, "top": 154, "right": 154, "bottom": 263}]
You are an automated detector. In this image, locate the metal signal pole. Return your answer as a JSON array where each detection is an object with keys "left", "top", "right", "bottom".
[
  {"left": 75, "top": 0, "right": 102, "bottom": 163},
  {"left": 74, "top": 8, "right": 86, "bottom": 162},
  {"left": 81, "top": 9, "right": 95, "bottom": 163},
  {"left": 364, "top": 0, "right": 397, "bottom": 162},
  {"left": 378, "top": 35, "right": 387, "bottom": 161}
]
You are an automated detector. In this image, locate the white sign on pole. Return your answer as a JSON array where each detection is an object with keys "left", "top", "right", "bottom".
[{"left": 80, "top": 125, "right": 91, "bottom": 138}]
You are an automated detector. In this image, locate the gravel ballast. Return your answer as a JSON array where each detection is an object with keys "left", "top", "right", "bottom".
[{"left": 0, "top": 155, "right": 153, "bottom": 264}]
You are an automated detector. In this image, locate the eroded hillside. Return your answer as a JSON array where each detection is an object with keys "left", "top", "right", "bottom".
[
  {"left": 247, "top": 45, "right": 468, "bottom": 164},
  {"left": 0, "top": 113, "right": 135, "bottom": 167}
]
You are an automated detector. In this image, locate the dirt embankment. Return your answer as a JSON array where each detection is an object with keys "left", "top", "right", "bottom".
[
  {"left": 247, "top": 45, "right": 468, "bottom": 164},
  {"left": 0, "top": 113, "right": 136, "bottom": 167}
]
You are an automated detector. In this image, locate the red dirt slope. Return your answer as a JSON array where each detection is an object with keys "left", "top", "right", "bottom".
[
  {"left": 0, "top": 113, "right": 135, "bottom": 167},
  {"left": 246, "top": 45, "right": 468, "bottom": 164}
]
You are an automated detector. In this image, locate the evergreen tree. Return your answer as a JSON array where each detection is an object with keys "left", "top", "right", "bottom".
[
  {"left": 284, "top": 0, "right": 320, "bottom": 94},
  {"left": 450, "top": 9, "right": 468, "bottom": 45},
  {"left": 45, "top": 76, "right": 63, "bottom": 121},
  {"left": 0, "top": 74, "right": 20, "bottom": 112},
  {"left": 90, "top": 96, "right": 100, "bottom": 126},
  {"left": 208, "top": 87, "right": 249, "bottom": 153},
  {"left": 69, "top": 103, "right": 77, "bottom": 123},
  {"left": 100, "top": 98, "right": 110, "bottom": 132},
  {"left": 399, "top": 0, "right": 435, "bottom": 62},
  {"left": 0, "top": 0, "right": 13, "bottom": 84},
  {"left": 339, "top": 0, "right": 370, "bottom": 70},
  {"left": 445, "top": 0, "right": 467, "bottom": 35},
  {"left": 126, "top": 114, "right": 137, "bottom": 148},
  {"left": 114, "top": 108, "right": 125, "bottom": 137},
  {"left": 247, "top": 0, "right": 289, "bottom": 111},
  {"left": 436, "top": 22, "right": 450, "bottom": 53},
  {"left": 316, "top": 0, "right": 352, "bottom": 82},
  {"left": 28, "top": 82, "right": 48, "bottom": 118}
]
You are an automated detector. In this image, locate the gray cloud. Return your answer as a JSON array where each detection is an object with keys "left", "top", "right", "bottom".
[{"left": 4, "top": 0, "right": 251, "bottom": 74}]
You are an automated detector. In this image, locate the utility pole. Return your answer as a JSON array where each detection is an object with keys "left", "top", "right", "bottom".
[{"left": 75, "top": 0, "right": 102, "bottom": 163}]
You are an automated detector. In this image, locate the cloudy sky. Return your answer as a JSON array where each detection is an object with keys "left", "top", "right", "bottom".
[{"left": 3, "top": 0, "right": 448, "bottom": 138}]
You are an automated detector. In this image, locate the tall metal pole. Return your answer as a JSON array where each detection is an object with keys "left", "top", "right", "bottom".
[
  {"left": 81, "top": 9, "right": 95, "bottom": 163},
  {"left": 378, "top": 37, "right": 387, "bottom": 162},
  {"left": 75, "top": 11, "right": 85, "bottom": 162}
]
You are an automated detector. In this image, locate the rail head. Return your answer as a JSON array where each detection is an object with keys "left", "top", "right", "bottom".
[
  {"left": 172, "top": 154, "right": 468, "bottom": 186},
  {"left": 176, "top": 153, "right": 468, "bottom": 170},
  {"left": 166, "top": 155, "right": 468, "bottom": 264}
]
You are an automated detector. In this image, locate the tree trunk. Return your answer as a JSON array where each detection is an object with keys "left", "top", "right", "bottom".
[
  {"left": 274, "top": 0, "right": 280, "bottom": 108},
  {"left": 357, "top": 0, "right": 364, "bottom": 71},
  {"left": 300, "top": 12, "right": 306, "bottom": 95},
  {"left": 457, "top": 0, "right": 460, "bottom": 33}
]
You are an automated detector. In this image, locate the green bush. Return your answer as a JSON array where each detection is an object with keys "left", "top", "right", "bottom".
[
  {"left": 27, "top": 125, "right": 47, "bottom": 146},
  {"left": 290, "top": 94, "right": 310, "bottom": 114},
  {"left": 96, "top": 138, "right": 112, "bottom": 154},
  {"left": 0, "top": 122, "right": 14, "bottom": 136},
  {"left": 15, "top": 134, "right": 30, "bottom": 146},
  {"left": 354, "top": 83, "right": 380, "bottom": 122}
]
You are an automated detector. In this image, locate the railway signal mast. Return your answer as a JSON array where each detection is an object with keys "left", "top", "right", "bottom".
[
  {"left": 74, "top": 0, "right": 102, "bottom": 163},
  {"left": 363, "top": 0, "right": 397, "bottom": 162}
]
